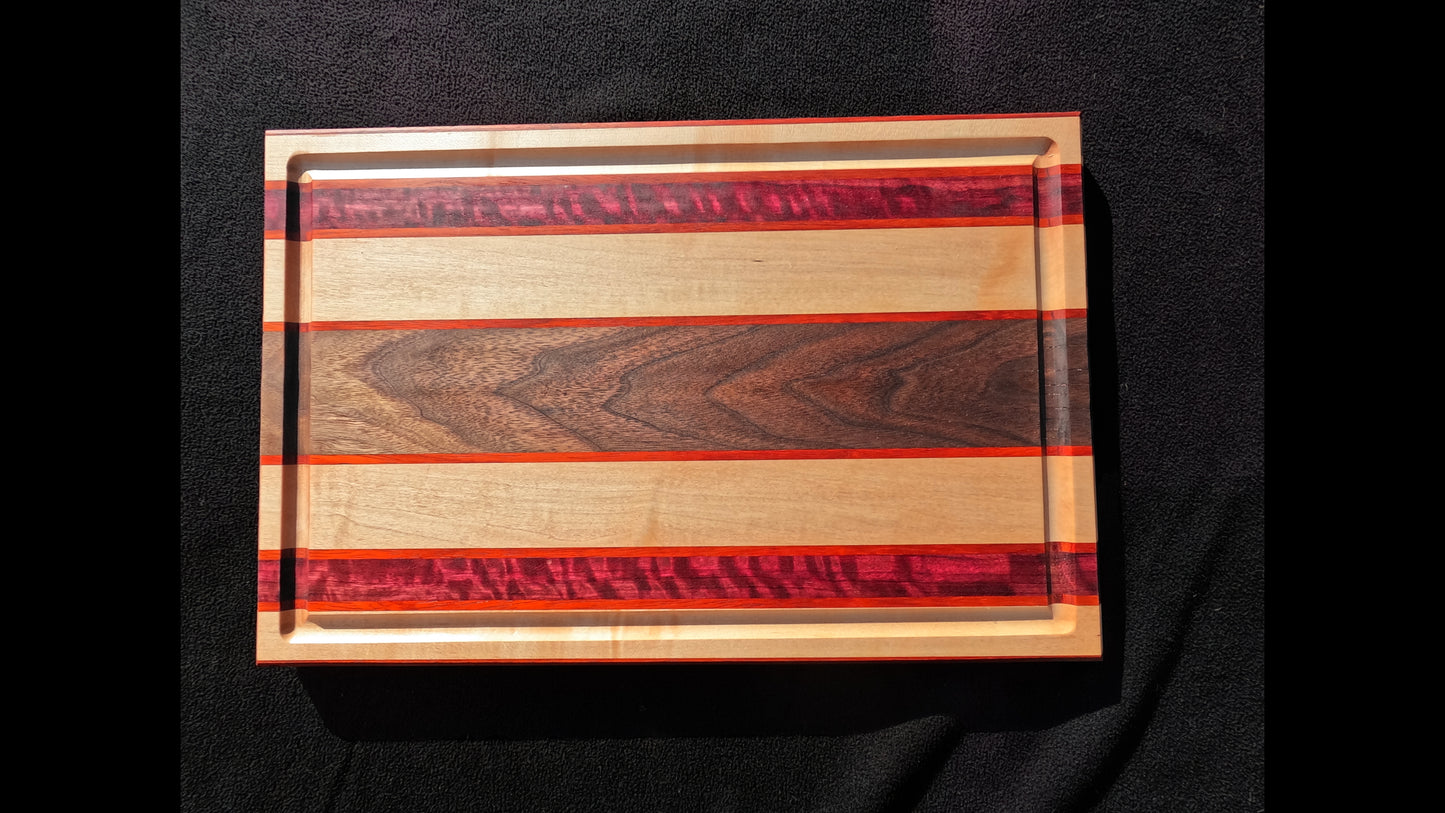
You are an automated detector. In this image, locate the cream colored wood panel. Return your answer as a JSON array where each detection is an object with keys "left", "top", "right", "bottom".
[
  {"left": 1046, "top": 454, "right": 1097, "bottom": 546},
  {"left": 307, "top": 227, "right": 1041, "bottom": 322},
  {"left": 256, "top": 604, "right": 1099, "bottom": 662},
  {"left": 303, "top": 457, "right": 1045, "bottom": 551},
  {"left": 265, "top": 116, "right": 1081, "bottom": 181},
  {"left": 1038, "top": 224, "right": 1088, "bottom": 313}
]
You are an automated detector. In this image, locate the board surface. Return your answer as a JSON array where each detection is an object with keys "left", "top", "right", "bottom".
[{"left": 258, "top": 114, "right": 1098, "bottom": 663}]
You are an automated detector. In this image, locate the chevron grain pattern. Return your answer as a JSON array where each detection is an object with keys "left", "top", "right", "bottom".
[{"left": 301, "top": 319, "right": 1042, "bottom": 456}]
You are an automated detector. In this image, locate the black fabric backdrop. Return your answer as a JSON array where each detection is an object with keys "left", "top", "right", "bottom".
[{"left": 179, "top": 2, "right": 1264, "bottom": 810}]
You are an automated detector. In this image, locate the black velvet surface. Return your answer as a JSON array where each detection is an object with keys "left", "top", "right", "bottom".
[{"left": 180, "top": 2, "right": 1264, "bottom": 810}]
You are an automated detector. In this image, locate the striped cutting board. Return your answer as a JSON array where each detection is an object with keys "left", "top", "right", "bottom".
[{"left": 258, "top": 114, "right": 1098, "bottom": 663}]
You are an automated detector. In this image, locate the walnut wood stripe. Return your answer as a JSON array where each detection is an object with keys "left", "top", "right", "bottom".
[
  {"left": 1043, "top": 316, "right": 1091, "bottom": 448},
  {"left": 260, "top": 168, "right": 1085, "bottom": 239},
  {"left": 294, "top": 319, "right": 1042, "bottom": 456}
]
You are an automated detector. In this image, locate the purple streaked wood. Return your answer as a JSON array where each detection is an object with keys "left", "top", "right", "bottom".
[
  {"left": 1047, "top": 541, "right": 1098, "bottom": 602},
  {"left": 260, "top": 550, "right": 1050, "bottom": 605},
  {"left": 265, "top": 172, "right": 1051, "bottom": 237}
]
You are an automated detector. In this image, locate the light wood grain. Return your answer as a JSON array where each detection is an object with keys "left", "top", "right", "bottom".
[
  {"left": 256, "top": 604, "right": 1099, "bottom": 662},
  {"left": 289, "top": 457, "right": 1045, "bottom": 552},
  {"left": 306, "top": 227, "right": 1044, "bottom": 322},
  {"left": 258, "top": 114, "right": 1097, "bottom": 662}
]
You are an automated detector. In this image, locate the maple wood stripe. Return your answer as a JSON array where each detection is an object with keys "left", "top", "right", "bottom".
[{"left": 269, "top": 550, "right": 1052, "bottom": 605}]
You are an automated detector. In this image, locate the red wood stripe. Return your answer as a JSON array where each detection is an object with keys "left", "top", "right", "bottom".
[
  {"left": 259, "top": 447, "right": 1058, "bottom": 466},
  {"left": 300, "top": 544, "right": 1045, "bottom": 560},
  {"left": 313, "top": 165, "right": 1033, "bottom": 189},
  {"left": 1055, "top": 542, "right": 1097, "bottom": 553},
  {"left": 310, "top": 310, "right": 1037, "bottom": 331},
  {"left": 301, "top": 596, "right": 1049, "bottom": 612},
  {"left": 261, "top": 310, "right": 1085, "bottom": 333},
  {"left": 306, "top": 217, "right": 1034, "bottom": 240},
  {"left": 264, "top": 112, "right": 1082, "bottom": 137},
  {"left": 260, "top": 656, "right": 1101, "bottom": 663}
]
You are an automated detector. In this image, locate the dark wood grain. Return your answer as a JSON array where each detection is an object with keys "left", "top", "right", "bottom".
[
  {"left": 1042, "top": 316, "right": 1091, "bottom": 448},
  {"left": 305, "top": 319, "right": 1043, "bottom": 455}
]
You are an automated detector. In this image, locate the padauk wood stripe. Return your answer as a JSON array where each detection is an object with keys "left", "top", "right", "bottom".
[
  {"left": 279, "top": 543, "right": 1046, "bottom": 560},
  {"left": 301, "top": 596, "right": 1051, "bottom": 611},
  {"left": 263, "top": 310, "right": 1085, "bottom": 332},
  {"left": 308, "top": 310, "right": 1039, "bottom": 331},
  {"left": 258, "top": 447, "right": 1071, "bottom": 466},
  {"left": 312, "top": 165, "right": 1034, "bottom": 189},
  {"left": 264, "top": 112, "right": 1082, "bottom": 137},
  {"left": 305, "top": 217, "right": 1035, "bottom": 240}
]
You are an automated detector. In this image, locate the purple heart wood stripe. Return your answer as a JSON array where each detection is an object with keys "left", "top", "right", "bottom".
[
  {"left": 263, "top": 165, "right": 1083, "bottom": 240},
  {"left": 258, "top": 544, "right": 1097, "bottom": 611}
]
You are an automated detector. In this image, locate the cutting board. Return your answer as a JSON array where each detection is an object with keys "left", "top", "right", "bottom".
[{"left": 257, "top": 113, "right": 1098, "bottom": 663}]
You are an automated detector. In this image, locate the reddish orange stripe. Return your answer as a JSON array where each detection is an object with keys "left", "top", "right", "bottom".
[
  {"left": 262, "top": 309, "right": 1086, "bottom": 333},
  {"left": 264, "top": 112, "right": 1081, "bottom": 137},
  {"left": 313, "top": 165, "right": 1038, "bottom": 190},
  {"left": 1044, "top": 446, "right": 1093, "bottom": 456},
  {"left": 280, "top": 543, "right": 1045, "bottom": 561},
  {"left": 307, "top": 310, "right": 1037, "bottom": 331},
  {"left": 299, "top": 595, "right": 1049, "bottom": 612},
  {"left": 1055, "top": 542, "right": 1097, "bottom": 553},
  {"left": 260, "top": 447, "right": 1052, "bottom": 466}
]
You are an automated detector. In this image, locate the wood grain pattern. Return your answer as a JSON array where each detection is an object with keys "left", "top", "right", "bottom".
[
  {"left": 262, "top": 166, "right": 1083, "bottom": 240},
  {"left": 283, "top": 457, "right": 1047, "bottom": 552},
  {"left": 258, "top": 113, "right": 1098, "bottom": 662},
  {"left": 260, "top": 548, "right": 1049, "bottom": 608},
  {"left": 298, "top": 227, "right": 1051, "bottom": 323},
  {"left": 298, "top": 318, "right": 1040, "bottom": 456}
]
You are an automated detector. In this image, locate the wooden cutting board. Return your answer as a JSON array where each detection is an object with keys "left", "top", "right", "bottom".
[{"left": 257, "top": 113, "right": 1098, "bottom": 663}]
